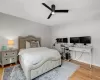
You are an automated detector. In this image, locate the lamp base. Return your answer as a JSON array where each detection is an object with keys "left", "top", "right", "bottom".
[{"left": 8, "top": 46, "right": 14, "bottom": 50}]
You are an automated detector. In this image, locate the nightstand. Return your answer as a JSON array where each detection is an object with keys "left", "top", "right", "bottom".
[{"left": 0, "top": 49, "right": 18, "bottom": 67}]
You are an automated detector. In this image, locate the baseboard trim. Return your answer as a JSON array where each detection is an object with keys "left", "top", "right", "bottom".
[{"left": 71, "top": 59, "right": 100, "bottom": 69}]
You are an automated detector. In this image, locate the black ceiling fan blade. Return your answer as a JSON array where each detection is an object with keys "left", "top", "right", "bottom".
[
  {"left": 55, "top": 10, "right": 69, "bottom": 12},
  {"left": 48, "top": 13, "right": 52, "bottom": 19},
  {"left": 52, "top": 4, "right": 55, "bottom": 12},
  {"left": 42, "top": 3, "right": 52, "bottom": 11}
]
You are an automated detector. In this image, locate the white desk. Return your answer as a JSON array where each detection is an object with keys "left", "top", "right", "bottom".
[{"left": 69, "top": 46, "right": 93, "bottom": 68}]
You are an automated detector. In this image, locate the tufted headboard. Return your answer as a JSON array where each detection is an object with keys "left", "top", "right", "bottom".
[{"left": 18, "top": 35, "right": 41, "bottom": 51}]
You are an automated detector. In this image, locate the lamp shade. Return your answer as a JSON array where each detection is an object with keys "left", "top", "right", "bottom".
[{"left": 8, "top": 40, "right": 14, "bottom": 45}]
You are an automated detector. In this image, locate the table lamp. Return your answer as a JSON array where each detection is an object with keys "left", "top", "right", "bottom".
[{"left": 8, "top": 40, "right": 14, "bottom": 50}]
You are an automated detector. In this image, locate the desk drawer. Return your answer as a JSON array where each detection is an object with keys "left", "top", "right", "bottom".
[
  {"left": 2, "top": 57, "right": 10, "bottom": 65},
  {"left": 2, "top": 52, "right": 10, "bottom": 57},
  {"left": 82, "top": 49, "right": 91, "bottom": 53},
  {"left": 2, "top": 51, "right": 17, "bottom": 57},
  {"left": 10, "top": 57, "right": 17, "bottom": 63},
  {"left": 9, "top": 51, "right": 17, "bottom": 56},
  {"left": 2, "top": 57, "right": 17, "bottom": 65},
  {"left": 69, "top": 47, "right": 91, "bottom": 53}
]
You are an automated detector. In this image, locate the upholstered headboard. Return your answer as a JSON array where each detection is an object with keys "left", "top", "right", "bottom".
[{"left": 18, "top": 35, "right": 41, "bottom": 51}]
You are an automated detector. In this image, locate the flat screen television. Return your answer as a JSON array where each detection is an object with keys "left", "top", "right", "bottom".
[
  {"left": 56, "top": 38, "right": 63, "bottom": 43},
  {"left": 80, "top": 36, "right": 91, "bottom": 45},
  {"left": 70, "top": 37, "right": 80, "bottom": 44},
  {"left": 63, "top": 38, "right": 68, "bottom": 43}
]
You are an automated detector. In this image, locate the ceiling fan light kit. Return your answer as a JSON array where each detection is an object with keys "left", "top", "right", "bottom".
[
  {"left": 42, "top": 3, "right": 69, "bottom": 19},
  {"left": 52, "top": 12, "right": 55, "bottom": 14}
]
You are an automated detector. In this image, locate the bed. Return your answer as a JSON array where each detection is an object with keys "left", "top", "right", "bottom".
[{"left": 18, "top": 35, "right": 61, "bottom": 80}]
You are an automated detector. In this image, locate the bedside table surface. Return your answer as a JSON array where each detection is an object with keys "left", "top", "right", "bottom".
[{"left": 0, "top": 49, "right": 18, "bottom": 52}]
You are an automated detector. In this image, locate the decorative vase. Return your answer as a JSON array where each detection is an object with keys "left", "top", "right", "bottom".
[{"left": 1, "top": 46, "right": 7, "bottom": 51}]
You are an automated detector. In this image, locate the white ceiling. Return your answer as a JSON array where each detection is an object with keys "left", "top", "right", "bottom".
[{"left": 0, "top": 0, "right": 100, "bottom": 26}]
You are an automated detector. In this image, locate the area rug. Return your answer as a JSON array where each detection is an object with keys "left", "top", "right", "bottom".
[{"left": 3, "top": 61, "right": 79, "bottom": 80}]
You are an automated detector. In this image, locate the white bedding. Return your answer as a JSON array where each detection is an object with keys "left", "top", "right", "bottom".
[
  {"left": 18, "top": 47, "right": 49, "bottom": 55},
  {"left": 18, "top": 47, "right": 61, "bottom": 65}
]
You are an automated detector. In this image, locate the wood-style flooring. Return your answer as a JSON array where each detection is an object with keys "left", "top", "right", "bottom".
[
  {"left": 69, "top": 60, "right": 100, "bottom": 80},
  {"left": 0, "top": 60, "right": 100, "bottom": 80}
]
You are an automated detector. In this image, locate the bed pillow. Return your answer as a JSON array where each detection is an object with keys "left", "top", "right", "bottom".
[
  {"left": 26, "top": 41, "right": 40, "bottom": 48},
  {"left": 18, "top": 47, "right": 49, "bottom": 55},
  {"left": 26, "top": 41, "right": 30, "bottom": 48},
  {"left": 30, "top": 41, "right": 40, "bottom": 48}
]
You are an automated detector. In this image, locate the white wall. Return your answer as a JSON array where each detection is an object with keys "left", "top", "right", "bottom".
[
  {"left": 1, "top": 11, "right": 100, "bottom": 67},
  {"left": 51, "top": 20, "right": 100, "bottom": 67},
  {"left": 0, "top": 13, "right": 52, "bottom": 49}
]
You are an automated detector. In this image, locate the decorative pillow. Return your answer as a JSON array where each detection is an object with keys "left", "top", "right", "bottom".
[{"left": 30, "top": 41, "right": 40, "bottom": 48}]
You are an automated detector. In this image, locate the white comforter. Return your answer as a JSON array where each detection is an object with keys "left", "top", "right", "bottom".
[{"left": 18, "top": 47, "right": 61, "bottom": 65}]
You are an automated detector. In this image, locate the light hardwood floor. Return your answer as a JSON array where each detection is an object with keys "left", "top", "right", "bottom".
[
  {"left": 69, "top": 60, "right": 100, "bottom": 80},
  {"left": 0, "top": 61, "right": 100, "bottom": 80}
]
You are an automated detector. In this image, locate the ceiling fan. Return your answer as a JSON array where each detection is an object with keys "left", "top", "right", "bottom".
[{"left": 42, "top": 3, "right": 69, "bottom": 19}]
